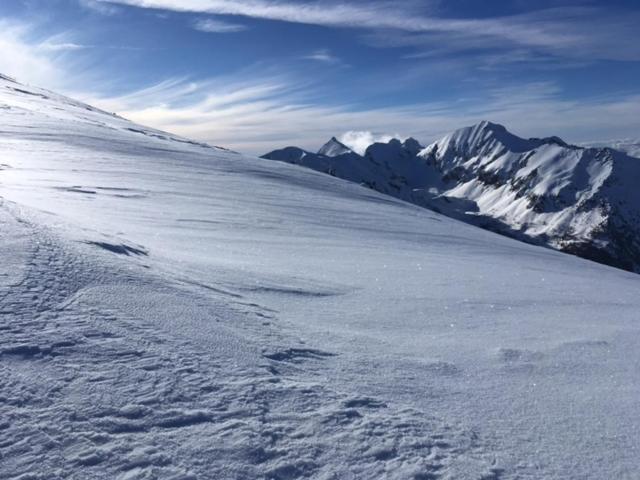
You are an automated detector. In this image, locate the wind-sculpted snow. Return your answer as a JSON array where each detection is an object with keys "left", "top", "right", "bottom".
[
  {"left": 264, "top": 121, "right": 640, "bottom": 273},
  {"left": 0, "top": 203, "right": 495, "bottom": 479},
  {"left": 1, "top": 76, "right": 640, "bottom": 479}
]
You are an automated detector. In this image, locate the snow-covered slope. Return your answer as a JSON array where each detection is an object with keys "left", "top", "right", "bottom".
[
  {"left": 264, "top": 121, "right": 640, "bottom": 272},
  {"left": 2, "top": 76, "right": 640, "bottom": 479}
]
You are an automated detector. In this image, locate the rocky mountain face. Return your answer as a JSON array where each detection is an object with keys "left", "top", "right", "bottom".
[{"left": 262, "top": 121, "right": 640, "bottom": 272}]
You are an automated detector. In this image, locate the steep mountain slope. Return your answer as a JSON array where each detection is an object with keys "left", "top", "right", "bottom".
[
  {"left": 422, "top": 121, "right": 640, "bottom": 271},
  {"left": 2, "top": 75, "right": 640, "bottom": 479},
  {"left": 263, "top": 121, "right": 640, "bottom": 272},
  {"left": 318, "top": 136, "right": 354, "bottom": 157}
]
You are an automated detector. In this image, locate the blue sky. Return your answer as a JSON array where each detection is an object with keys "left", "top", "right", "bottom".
[{"left": 1, "top": 0, "right": 639, "bottom": 154}]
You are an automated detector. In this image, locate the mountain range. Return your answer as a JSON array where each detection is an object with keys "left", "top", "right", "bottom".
[{"left": 263, "top": 122, "right": 640, "bottom": 272}]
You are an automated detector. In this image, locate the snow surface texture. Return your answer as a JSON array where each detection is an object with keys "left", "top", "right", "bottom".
[
  {"left": 1, "top": 76, "right": 640, "bottom": 479},
  {"left": 263, "top": 122, "right": 640, "bottom": 273}
]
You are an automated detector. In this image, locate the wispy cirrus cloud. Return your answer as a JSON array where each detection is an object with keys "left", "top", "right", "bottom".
[
  {"left": 36, "top": 32, "right": 91, "bottom": 52},
  {"left": 97, "top": 0, "right": 640, "bottom": 61},
  {"left": 38, "top": 41, "right": 89, "bottom": 52},
  {"left": 97, "top": 0, "right": 428, "bottom": 30},
  {"left": 192, "top": 17, "right": 248, "bottom": 33},
  {"left": 83, "top": 73, "right": 640, "bottom": 155},
  {"left": 302, "top": 49, "right": 341, "bottom": 65},
  {"left": 2, "top": 14, "right": 639, "bottom": 156}
]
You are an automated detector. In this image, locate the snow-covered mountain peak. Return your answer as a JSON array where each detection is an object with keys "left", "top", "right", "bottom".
[
  {"left": 427, "top": 121, "right": 576, "bottom": 161},
  {"left": 318, "top": 136, "right": 353, "bottom": 157},
  {"left": 430, "top": 121, "right": 537, "bottom": 157}
]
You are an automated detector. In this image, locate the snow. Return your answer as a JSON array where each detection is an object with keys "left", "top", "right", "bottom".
[{"left": 1, "top": 77, "right": 640, "bottom": 479}]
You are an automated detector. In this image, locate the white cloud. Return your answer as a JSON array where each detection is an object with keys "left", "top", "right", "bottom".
[
  {"left": 0, "top": 20, "right": 62, "bottom": 86},
  {"left": 338, "top": 131, "right": 399, "bottom": 155},
  {"left": 98, "top": 0, "right": 424, "bottom": 30},
  {"left": 192, "top": 17, "right": 248, "bottom": 33},
  {"left": 97, "top": 1, "right": 640, "bottom": 60},
  {"left": 302, "top": 49, "right": 340, "bottom": 65},
  {"left": 38, "top": 42, "right": 88, "bottom": 52}
]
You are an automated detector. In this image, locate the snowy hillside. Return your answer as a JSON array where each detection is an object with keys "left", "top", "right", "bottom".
[
  {"left": 264, "top": 121, "right": 640, "bottom": 272},
  {"left": 2, "top": 75, "right": 640, "bottom": 479}
]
